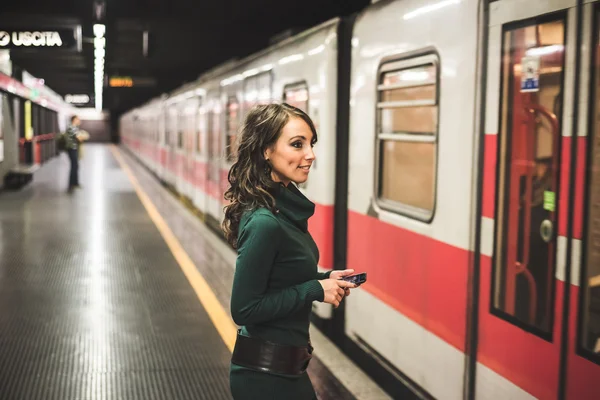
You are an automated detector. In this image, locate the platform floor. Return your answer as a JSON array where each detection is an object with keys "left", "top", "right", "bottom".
[{"left": 0, "top": 145, "right": 366, "bottom": 400}]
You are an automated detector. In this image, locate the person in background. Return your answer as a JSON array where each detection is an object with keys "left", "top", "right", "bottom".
[
  {"left": 64, "top": 115, "right": 87, "bottom": 193},
  {"left": 222, "top": 103, "right": 357, "bottom": 400}
]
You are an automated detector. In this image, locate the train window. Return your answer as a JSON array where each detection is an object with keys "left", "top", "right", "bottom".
[
  {"left": 197, "top": 107, "right": 205, "bottom": 154},
  {"left": 258, "top": 72, "right": 271, "bottom": 104},
  {"left": 580, "top": 11, "right": 600, "bottom": 358},
  {"left": 283, "top": 82, "right": 309, "bottom": 113},
  {"left": 225, "top": 96, "right": 240, "bottom": 161},
  {"left": 492, "top": 18, "right": 565, "bottom": 335},
  {"left": 157, "top": 118, "right": 160, "bottom": 143},
  {"left": 375, "top": 54, "right": 438, "bottom": 220},
  {"left": 208, "top": 108, "right": 221, "bottom": 159},
  {"left": 168, "top": 108, "right": 177, "bottom": 148},
  {"left": 244, "top": 71, "right": 272, "bottom": 112}
]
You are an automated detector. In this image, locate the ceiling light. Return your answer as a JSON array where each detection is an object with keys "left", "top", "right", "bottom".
[{"left": 93, "top": 24, "right": 105, "bottom": 111}]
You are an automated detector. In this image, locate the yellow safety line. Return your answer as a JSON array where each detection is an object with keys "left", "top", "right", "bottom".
[{"left": 110, "top": 145, "right": 236, "bottom": 352}]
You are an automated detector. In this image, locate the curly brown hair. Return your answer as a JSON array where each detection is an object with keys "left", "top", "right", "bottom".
[{"left": 222, "top": 103, "right": 317, "bottom": 248}]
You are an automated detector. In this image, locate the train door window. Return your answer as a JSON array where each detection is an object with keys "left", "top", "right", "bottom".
[
  {"left": 283, "top": 82, "right": 309, "bottom": 113},
  {"left": 375, "top": 54, "right": 438, "bottom": 221},
  {"left": 580, "top": 10, "right": 600, "bottom": 359},
  {"left": 492, "top": 18, "right": 565, "bottom": 335},
  {"left": 225, "top": 96, "right": 240, "bottom": 161},
  {"left": 178, "top": 122, "right": 183, "bottom": 148}
]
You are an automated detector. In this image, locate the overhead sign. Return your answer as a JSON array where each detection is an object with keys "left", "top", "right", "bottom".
[
  {"left": 0, "top": 29, "right": 78, "bottom": 49},
  {"left": 65, "top": 94, "right": 91, "bottom": 105},
  {"left": 108, "top": 76, "right": 156, "bottom": 88},
  {"left": 109, "top": 76, "right": 133, "bottom": 87}
]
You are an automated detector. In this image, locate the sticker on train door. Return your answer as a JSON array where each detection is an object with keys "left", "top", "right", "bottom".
[{"left": 521, "top": 55, "right": 540, "bottom": 92}]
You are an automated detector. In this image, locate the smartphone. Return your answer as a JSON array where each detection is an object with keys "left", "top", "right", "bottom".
[{"left": 341, "top": 272, "right": 367, "bottom": 286}]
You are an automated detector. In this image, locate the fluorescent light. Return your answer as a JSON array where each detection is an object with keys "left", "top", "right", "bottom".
[
  {"left": 307, "top": 45, "right": 325, "bottom": 56},
  {"left": 399, "top": 70, "right": 430, "bottom": 81},
  {"left": 278, "top": 54, "right": 304, "bottom": 65},
  {"left": 93, "top": 24, "right": 105, "bottom": 111},
  {"left": 220, "top": 74, "right": 243, "bottom": 87},
  {"left": 525, "top": 45, "right": 563, "bottom": 56},
  {"left": 242, "top": 68, "right": 259, "bottom": 78},
  {"left": 403, "top": 0, "right": 460, "bottom": 20},
  {"left": 93, "top": 24, "right": 105, "bottom": 37}
]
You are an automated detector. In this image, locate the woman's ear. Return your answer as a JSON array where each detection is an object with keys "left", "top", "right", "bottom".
[{"left": 264, "top": 147, "right": 272, "bottom": 161}]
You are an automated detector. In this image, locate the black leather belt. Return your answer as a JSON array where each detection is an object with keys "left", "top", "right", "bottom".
[{"left": 231, "top": 330, "right": 312, "bottom": 376}]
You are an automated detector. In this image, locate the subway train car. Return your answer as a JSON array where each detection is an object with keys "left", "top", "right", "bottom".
[{"left": 120, "top": 0, "right": 600, "bottom": 398}]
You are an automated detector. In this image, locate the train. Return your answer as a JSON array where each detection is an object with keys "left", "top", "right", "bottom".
[{"left": 119, "top": 0, "right": 600, "bottom": 398}]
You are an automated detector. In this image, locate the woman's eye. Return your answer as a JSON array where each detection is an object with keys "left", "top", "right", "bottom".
[{"left": 292, "top": 141, "right": 302, "bottom": 149}]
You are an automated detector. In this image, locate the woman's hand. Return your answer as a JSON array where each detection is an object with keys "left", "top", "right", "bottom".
[
  {"left": 329, "top": 269, "right": 355, "bottom": 298},
  {"left": 318, "top": 279, "right": 356, "bottom": 308}
]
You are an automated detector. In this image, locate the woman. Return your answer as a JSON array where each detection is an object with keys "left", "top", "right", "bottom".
[{"left": 223, "top": 103, "right": 357, "bottom": 399}]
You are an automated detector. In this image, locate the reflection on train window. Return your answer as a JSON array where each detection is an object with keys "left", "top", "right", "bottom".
[
  {"left": 226, "top": 97, "right": 239, "bottom": 161},
  {"left": 580, "top": 12, "right": 600, "bottom": 358},
  {"left": 376, "top": 55, "right": 438, "bottom": 220},
  {"left": 283, "top": 82, "right": 310, "bottom": 189},
  {"left": 493, "top": 19, "right": 565, "bottom": 335},
  {"left": 283, "top": 83, "right": 309, "bottom": 113}
]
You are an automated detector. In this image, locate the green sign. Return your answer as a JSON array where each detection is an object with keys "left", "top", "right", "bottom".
[{"left": 543, "top": 191, "right": 556, "bottom": 212}]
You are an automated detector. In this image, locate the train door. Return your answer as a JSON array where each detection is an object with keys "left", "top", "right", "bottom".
[
  {"left": 566, "top": 1, "right": 600, "bottom": 397},
  {"left": 166, "top": 106, "right": 177, "bottom": 184},
  {"left": 175, "top": 105, "right": 185, "bottom": 195},
  {"left": 477, "top": 0, "right": 600, "bottom": 398},
  {"left": 206, "top": 96, "right": 223, "bottom": 229},
  {"left": 157, "top": 108, "right": 166, "bottom": 181},
  {"left": 193, "top": 97, "right": 207, "bottom": 213},
  {"left": 183, "top": 101, "right": 196, "bottom": 201}
]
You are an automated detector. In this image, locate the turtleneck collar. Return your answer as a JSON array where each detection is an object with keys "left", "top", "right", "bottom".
[{"left": 274, "top": 183, "right": 314, "bottom": 232}]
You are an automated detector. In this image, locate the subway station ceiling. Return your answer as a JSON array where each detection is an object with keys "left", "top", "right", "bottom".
[{"left": 1, "top": 0, "right": 370, "bottom": 115}]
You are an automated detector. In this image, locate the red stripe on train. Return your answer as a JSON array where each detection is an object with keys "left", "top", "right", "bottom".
[{"left": 346, "top": 211, "right": 468, "bottom": 352}]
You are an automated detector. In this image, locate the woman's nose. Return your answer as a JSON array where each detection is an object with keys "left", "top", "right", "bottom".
[{"left": 305, "top": 147, "right": 315, "bottom": 160}]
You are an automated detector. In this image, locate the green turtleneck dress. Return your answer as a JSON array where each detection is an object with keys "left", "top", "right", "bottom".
[{"left": 229, "top": 183, "right": 332, "bottom": 400}]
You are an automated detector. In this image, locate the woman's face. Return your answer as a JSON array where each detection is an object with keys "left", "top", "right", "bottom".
[{"left": 265, "top": 117, "right": 315, "bottom": 186}]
